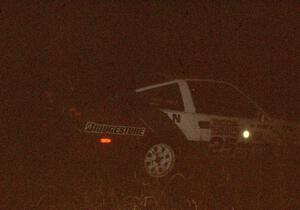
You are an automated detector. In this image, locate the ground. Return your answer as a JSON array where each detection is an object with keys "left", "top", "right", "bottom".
[{"left": 2, "top": 142, "right": 300, "bottom": 210}]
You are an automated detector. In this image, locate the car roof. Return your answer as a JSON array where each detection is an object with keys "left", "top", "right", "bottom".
[{"left": 135, "top": 79, "right": 237, "bottom": 92}]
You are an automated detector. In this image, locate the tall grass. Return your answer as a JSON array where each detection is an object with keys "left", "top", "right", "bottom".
[{"left": 3, "top": 147, "right": 299, "bottom": 209}]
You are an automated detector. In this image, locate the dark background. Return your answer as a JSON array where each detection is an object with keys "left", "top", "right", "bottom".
[
  {"left": 1, "top": 2, "right": 299, "bottom": 209},
  {"left": 2, "top": 1, "right": 299, "bottom": 121}
]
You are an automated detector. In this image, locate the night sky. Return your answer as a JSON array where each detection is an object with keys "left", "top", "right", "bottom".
[{"left": 2, "top": 1, "right": 299, "bottom": 121}]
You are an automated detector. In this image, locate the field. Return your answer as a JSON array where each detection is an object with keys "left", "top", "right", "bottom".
[{"left": 2, "top": 144, "right": 300, "bottom": 210}]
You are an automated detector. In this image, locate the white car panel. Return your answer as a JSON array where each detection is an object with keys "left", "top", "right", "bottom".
[{"left": 136, "top": 79, "right": 299, "bottom": 148}]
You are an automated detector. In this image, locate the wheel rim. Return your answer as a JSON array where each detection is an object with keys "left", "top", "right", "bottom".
[{"left": 144, "top": 143, "right": 175, "bottom": 178}]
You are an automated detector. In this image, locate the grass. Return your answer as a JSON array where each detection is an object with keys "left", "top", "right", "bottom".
[{"left": 3, "top": 147, "right": 300, "bottom": 209}]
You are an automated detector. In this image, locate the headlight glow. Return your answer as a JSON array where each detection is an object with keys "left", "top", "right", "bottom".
[{"left": 243, "top": 130, "right": 250, "bottom": 139}]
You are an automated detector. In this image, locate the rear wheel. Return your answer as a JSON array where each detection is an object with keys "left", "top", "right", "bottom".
[
  {"left": 144, "top": 143, "right": 176, "bottom": 178},
  {"left": 134, "top": 135, "right": 187, "bottom": 183}
]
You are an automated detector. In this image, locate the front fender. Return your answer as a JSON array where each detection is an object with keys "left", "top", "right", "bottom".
[{"left": 137, "top": 107, "right": 187, "bottom": 143}]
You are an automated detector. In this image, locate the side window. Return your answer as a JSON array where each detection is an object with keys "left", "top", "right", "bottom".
[
  {"left": 137, "top": 84, "right": 184, "bottom": 111},
  {"left": 188, "top": 82, "right": 259, "bottom": 119}
]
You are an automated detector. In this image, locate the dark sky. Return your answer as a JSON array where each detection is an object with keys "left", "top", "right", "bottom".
[{"left": 1, "top": 1, "right": 299, "bottom": 120}]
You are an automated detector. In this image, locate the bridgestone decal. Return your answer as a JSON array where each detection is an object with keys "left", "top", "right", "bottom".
[{"left": 84, "top": 121, "right": 146, "bottom": 136}]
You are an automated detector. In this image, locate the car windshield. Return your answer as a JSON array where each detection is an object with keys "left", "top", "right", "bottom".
[{"left": 188, "top": 81, "right": 261, "bottom": 119}]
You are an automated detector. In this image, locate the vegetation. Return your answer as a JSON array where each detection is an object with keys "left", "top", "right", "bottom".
[{"left": 2, "top": 147, "right": 299, "bottom": 209}]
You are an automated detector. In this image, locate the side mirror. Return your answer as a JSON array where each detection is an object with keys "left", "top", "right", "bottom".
[
  {"left": 256, "top": 111, "right": 266, "bottom": 122},
  {"left": 260, "top": 112, "right": 270, "bottom": 122}
]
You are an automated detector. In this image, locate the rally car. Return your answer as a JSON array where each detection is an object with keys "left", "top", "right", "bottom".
[
  {"left": 42, "top": 79, "right": 299, "bottom": 179},
  {"left": 135, "top": 79, "right": 299, "bottom": 148}
]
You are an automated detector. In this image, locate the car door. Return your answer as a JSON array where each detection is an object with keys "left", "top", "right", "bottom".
[{"left": 186, "top": 81, "right": 269, "bottom": 149}]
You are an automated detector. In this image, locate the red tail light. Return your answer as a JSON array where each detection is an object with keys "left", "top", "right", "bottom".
[{"left": 68, "top": 106, "right": 81, "bottom": 118}]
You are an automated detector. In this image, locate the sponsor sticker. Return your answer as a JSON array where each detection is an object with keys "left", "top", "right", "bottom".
[
  {"left": 84, "top": 121, "right": 146, "bottom": 136},
  {"left": 211, "top": 119, "right": 239, "bottom": 136}
]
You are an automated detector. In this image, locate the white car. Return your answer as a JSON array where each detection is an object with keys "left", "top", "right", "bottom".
[
  {"left": 136, "top": 79, "right": 299, "bottom": 154},
  {"left": 47, "top": 78, "right": 299, "bottom": 179}
]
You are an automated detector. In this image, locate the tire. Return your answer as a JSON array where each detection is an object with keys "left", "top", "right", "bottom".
[
  {"left": 132, "top": 107, "right": 188, "bottom": 181},
  {"left": 143, "top": 142, "right": 176, "bottom": 178},
  {"left": 134, "top": 135, "right": 186, "bottom": 182}
]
